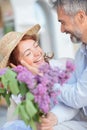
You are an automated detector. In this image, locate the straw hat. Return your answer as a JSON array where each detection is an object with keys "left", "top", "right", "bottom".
[{"left": 0, "top": 24, "right": 41, "bottom": 68}]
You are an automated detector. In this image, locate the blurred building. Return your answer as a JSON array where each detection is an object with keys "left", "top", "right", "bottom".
[
  {"left": 0, "top": 6, "right": 4, "bottom": 37},
  {"left": 0, "top": 0, "right": 15, "bottom": 34}
]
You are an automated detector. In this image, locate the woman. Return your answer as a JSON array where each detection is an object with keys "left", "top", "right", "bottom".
[
  {"left": 8, "top": 34, "right": 52, "bottom": 75},
  {"left": 0, "top": 24, "right": 79, "bottom": 130}
]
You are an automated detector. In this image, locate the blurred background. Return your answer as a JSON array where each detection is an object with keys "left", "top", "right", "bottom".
[{"left": 0, "top": 0, "right": 80, "bottom": 127}]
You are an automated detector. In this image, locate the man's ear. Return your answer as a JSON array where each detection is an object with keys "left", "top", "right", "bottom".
[{"left": 76, "top": 10, "right": 86, "bottom": 23}]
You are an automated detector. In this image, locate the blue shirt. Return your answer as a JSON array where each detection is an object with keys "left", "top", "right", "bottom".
[{"left": 54, "top": 43, "right": 87, "bottom": 116}]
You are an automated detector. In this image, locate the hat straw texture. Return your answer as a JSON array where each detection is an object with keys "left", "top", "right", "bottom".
[{"left": 0, "top": 24, "right": 40, "bottom": 68}]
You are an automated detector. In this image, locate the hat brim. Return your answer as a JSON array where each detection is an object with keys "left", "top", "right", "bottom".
[{"left": 0, "top": 24, "right": 41, "bottom": 68}]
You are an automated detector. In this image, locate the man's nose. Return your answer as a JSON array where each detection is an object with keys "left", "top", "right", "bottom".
[{"left": 61, "top": 26, "right": 65, "bottom": 33}]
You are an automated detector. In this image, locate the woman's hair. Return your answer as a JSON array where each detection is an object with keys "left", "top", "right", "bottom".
[
  {"left": 8, "top": 35, "right": 53, "bottom": 66},
  {"left": 44, "top": 53, "right": 54, "bottom": 63},
  {"left": 51, "top": 0, "right": 87, "bottom": 16},
  {"left": 8, "top": 35, "right": 37, "bottom": 66}
]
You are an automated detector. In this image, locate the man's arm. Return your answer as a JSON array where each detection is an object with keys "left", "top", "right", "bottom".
[
  {"left": 50, "top": 102, "right": 79, "bottom": 123},
  {"left": 55, "top": 66, "right": 87, "bottom": 108}
]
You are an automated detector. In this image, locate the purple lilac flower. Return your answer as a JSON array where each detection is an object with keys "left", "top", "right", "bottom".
[
  {"left": 0, "top": 68, "right": 7, "bottom": 76},
  {"left": 39, "top": 63, "right": 50, "bottom": 73},
  {"left": 34, "top": 93, "right": 50, "bottom": 113},
  {"left": 13, "top": 65, "right": 27, "bottom": 73},
  {"left": 66, "top": 60, "right": 75, "bottom": 72},
  {"left": 17, "top": 71, "right": 35, "bottom": 89},
  {"left": 12, "top": 62, "right": 75, "bottom": 114},
  {"left": 14, "top": 65, "right": 36, "bottom": 89}
]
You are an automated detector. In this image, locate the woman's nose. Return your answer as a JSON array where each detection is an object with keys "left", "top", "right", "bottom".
[{"left": 33, "top": 50, "right": 40, "bottom": 56}]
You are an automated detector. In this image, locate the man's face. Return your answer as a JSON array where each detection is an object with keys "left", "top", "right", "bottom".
[{"left": 57, "top": 7, "right": 82, "bottom": 43}]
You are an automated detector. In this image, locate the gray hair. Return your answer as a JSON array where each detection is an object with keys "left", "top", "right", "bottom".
[{"left": 49, "top": 0, "right": 87, "bottom": 15}]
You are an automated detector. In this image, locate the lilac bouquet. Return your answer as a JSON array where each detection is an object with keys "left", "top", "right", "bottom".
[{"left": 0, "top": 60, "right": 75, "bottom": 130}]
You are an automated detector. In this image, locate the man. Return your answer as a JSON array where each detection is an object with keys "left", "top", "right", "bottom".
[{"left": 40, "top": 0, "right": 87, "bottom": 130}]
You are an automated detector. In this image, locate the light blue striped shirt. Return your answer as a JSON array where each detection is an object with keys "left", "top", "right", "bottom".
[{"left": 54, "top": 43, "right": 87, "bottom": 116}]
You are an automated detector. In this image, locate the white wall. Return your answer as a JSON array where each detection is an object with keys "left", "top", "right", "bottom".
[{"left": 10, "top": 0, "right": 38, "bottom": 31}]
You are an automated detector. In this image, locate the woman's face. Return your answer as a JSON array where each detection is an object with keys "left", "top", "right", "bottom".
[{"left": 17, "top": 39, "right": 45, "bottom": 67}]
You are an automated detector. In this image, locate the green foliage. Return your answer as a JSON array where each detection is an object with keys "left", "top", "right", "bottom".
[
  {"left": 0, "top": 68, "right": 40, "bottom": 130},
  {"left": 1, "top": 69, "right": 20, "bottom": 95},
  {"left": 18, "top": 82, "right": 29, "bottom": 96}
]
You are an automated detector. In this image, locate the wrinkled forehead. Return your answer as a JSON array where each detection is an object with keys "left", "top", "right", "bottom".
[{"left": 57, "top": 6, "right": 68, "bottom": 20}]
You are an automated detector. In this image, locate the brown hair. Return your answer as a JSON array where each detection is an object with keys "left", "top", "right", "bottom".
[{"left": 8, "top": 34, "right": 37, "bottom": 66}]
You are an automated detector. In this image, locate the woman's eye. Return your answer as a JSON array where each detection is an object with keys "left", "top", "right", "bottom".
[{"left": 25, "top": 52, "right": 31, "bottom": 56}]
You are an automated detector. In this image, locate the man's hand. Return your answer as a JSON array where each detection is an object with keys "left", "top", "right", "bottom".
[{"left": 39, "top": 112, "right": 58, "bottom": 130}]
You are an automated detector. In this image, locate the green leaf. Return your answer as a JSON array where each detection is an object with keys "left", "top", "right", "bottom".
[
  {"left": 8, "top": 78, "right": 19, "bottom": 95},
  {"left": 18, "top": 103, "right": 30, "bottom": 125},
  {"left": 6, "top": 69, "right": 17, "bottom": 78},
  {"left": 0, "top": 88, "right": 6, "bottom": 94},
  {"left": 4, "top": 93, "right": 11, "bottom": 106},
  {"left": 33, "top": 112, "right": 40, "bottom": 122},
  {"left": 26, "top": 92, "right": 34, "bottom": 101},
  {"left": 13, "top": 105, "right": 21, "bottom": 118},
  {"left": 29, "top": 119, "right": 37, "bottom": 130},
  {"left": 1, "top": 69, "right": 20, "bottom": 95},
  {"left": 1, "top": 75, "right": 8, "bottom": 89},
  {"left": 25, "top": 99, "right": 37, "bottom": 118},
  {"left": 18, "top": 82, "right": 28, "bottom": 96},
  {"left": 0, "top": 89, "right": 11, "bottom": 106},
  {"left": 14, "top": 104, "right": 19, "bottom": 115}
]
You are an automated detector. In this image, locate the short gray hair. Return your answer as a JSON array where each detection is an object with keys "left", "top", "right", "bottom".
[{"left": 49, "top": 0, "right": 87, "bottom": 15}]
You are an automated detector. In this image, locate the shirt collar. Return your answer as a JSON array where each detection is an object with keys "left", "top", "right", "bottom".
[{"left": 80, "top": 43, "right": 87, "bottom": 55}]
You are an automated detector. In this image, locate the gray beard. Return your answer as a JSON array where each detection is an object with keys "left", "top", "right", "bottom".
[{"left": 70, "top": 35, "right": 81, "bottom": 44}]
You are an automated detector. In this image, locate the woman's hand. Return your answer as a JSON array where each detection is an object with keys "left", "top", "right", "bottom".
[
  {"left": 10, "top": 61, "right": 38, "bottom": 74},
  {"left": 21, "top": 60, "right": 39, "bottom": 74},
  {"left": 9, "top": 63, "right": 16, "bottom": 68},
  {"left": 10, "top": 61, "right": 42, "bottom": 76},
  {"left": 10, "top": 60, "right": 40, "bottom": 75},
  {"left": 39, "top": 112, "right": 58, "bottom": 130}
]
